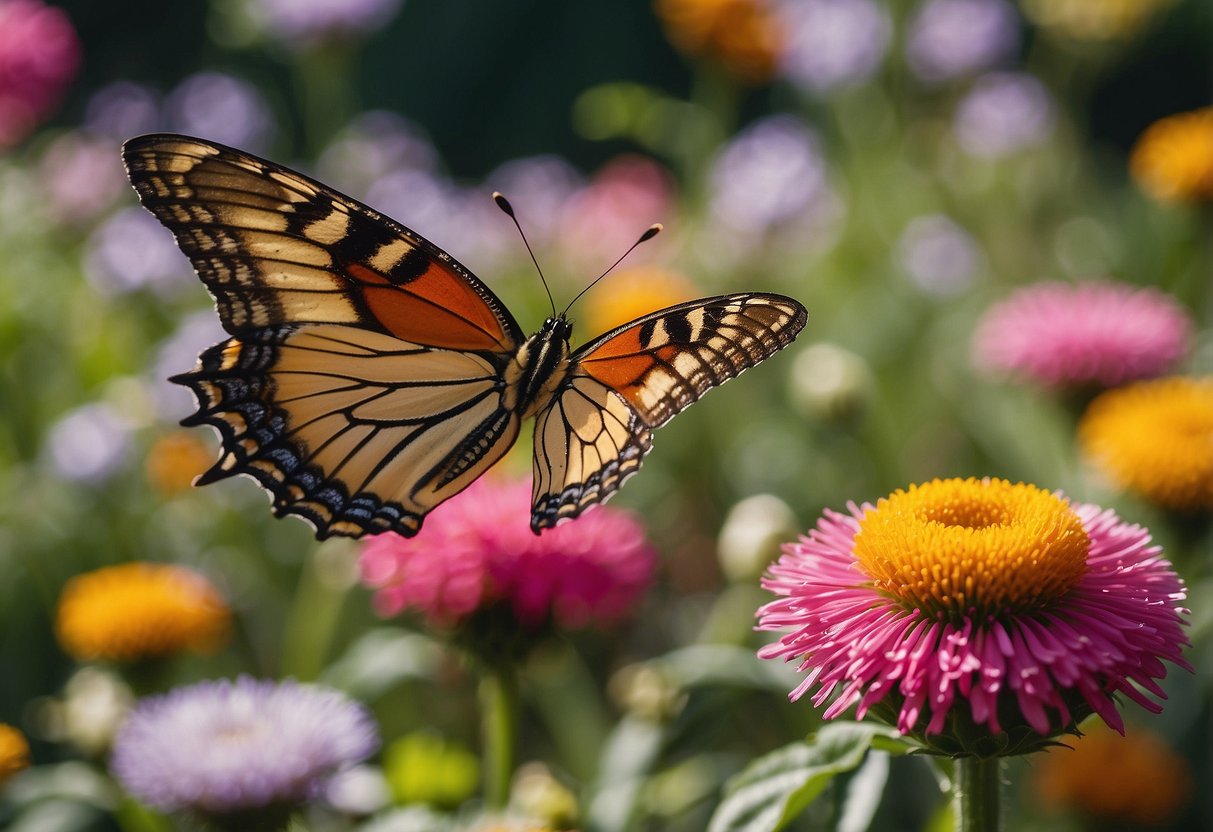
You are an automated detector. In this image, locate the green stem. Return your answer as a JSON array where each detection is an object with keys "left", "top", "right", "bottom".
[
  {"left": 953, "top": 756, "right": 1003, "bottom": 832},
  {"left": 480, "top": 663, "right": 520, "bottom": 810},
  {"left": 280, "top": 545, "right": 349, "bottom": 680}
]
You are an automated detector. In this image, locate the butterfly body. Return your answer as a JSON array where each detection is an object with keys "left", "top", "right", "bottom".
[{"left": 123, "top": 134, "right": 807, "bottom": 539}]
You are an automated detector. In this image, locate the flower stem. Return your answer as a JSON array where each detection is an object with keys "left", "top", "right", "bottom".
[
  {"left": 481, "top": 663, "right": 520, "bottom": 810},
  {"left": 953, "top": 756, "right": 1002, "bottom": 832}
]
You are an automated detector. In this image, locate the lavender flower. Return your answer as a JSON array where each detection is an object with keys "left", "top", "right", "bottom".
[
  {"left": 39, "top": 131, "right": 129, "bottom": 225},
  {"left": 83, "top": 206, "right": 194, "bottom": 295},
  {"left": 46, "top": 401, "right": 133, "bottom": 483},
  {"left": 777, "top": 0, "right": 892, "bottom": 93},
  {"left": 316, "top": 111, "right": 438, "bottom": 199},
  {"left": 83, "top": 80, "right": 161, "bottom": 142},
  {"left": 895, "top": 214, "right": 982, "bottom": 296},
  {"left": 111, "top": 677, "right": 378, "bottom": 827},
  {"left": 248, "top": 0, "right": 404, "bottom": 48},
  {"left": 150, "top": 310, "right": 230, "bottom": 420},
  {"left": 906, "top": 0, "right": 1019, "bottom": 83},
  {"left": 166, "top": 71, "right": 273, "bottom": 152},
  {"left": 954, "top": 72, "right": 1054, "bottom": 157}
]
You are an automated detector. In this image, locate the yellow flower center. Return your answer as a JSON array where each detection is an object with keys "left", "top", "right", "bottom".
[
  {"left": 1079, "top": 377, "right": 1213, "bottom": 512},
  {"left": 56, "top": 563, "right": 231, "bottom": 662},
  {"left": 1129, "top": 107, "right": 1213, "bottom": 203},
  {"left": 853, "top": 478, "right": 1089, "bottom": 618},
  {"left": 0, "top": 724, "right": 30, "bottom": 784}
]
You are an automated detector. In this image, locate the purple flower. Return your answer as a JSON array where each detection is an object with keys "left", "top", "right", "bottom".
[
  {"left": 83, "top": 206, "right": 195, "bottom": 295},
  {"left": 777, "top": 0, "right": 892, "bottom": 93},
  {"left": 906, "top": 0, "right": 1019, "bottom": 83},
  {"left": 972, "top": 280, "right": 1193, "bottom": 389},
  {"left": 758, "top": 478, "right": 1191, "bottom": 751},
  {"left": 151, "top": 311, "right": 231, "bottom": 421},
  {"left": 954, "top": 72, "right": 1054, "bottom": 157},
  {"left": 709, "top": 115, "right": 828, "bottom": 235},
  {"left": 249, "top": 0, "right": 404, "bottom": 47},
  {"left": 83, "top": 80, "right": 161, "bottom": 142},
  {"left": 895, "top": 214, "right": 982, "bottom": 296},
  {"left": 38, "top": 130, "right": 129, "bottom": 225},
  {"left": 46, "top": 401, "right": 133, "bottom": 483},
  {"left": 0, "top": 0, "right": 80, "bottom": 148},
  {"left": 316, "top": 111, "right": 439, "bottom": 200},
  {"left": 166, "top": 72, "right": 273, "bottom": 152},
  {"left": 111, "top": 677, "right": 378, "bottom": 820}
]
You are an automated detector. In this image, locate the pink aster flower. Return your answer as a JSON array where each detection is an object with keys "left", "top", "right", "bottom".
[
  {"left": 0, "top": 0, "right": 81, "bottom": 148},
  {"left": 757, "top": 478, "right": 1190, "bottom": 753},
  {"left": 360, "top": 477, "right": 657, "bottom": 632},
  {"left": 972, "top": 280, "right": 1192, "bottom": 389}
]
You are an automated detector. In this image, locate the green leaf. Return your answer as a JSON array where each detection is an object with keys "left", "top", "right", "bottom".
[{"left": 708, "top": 722, "right": 901, "bottom": 832}]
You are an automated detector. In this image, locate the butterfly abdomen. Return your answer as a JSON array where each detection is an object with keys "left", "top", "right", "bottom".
[{"left": 513, "top": 316, "right": 574, "bottom": 419}]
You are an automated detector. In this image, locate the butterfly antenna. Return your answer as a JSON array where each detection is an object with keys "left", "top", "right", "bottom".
[
  {"left": 493, "top": 192, "right": 557, "bottom": 318},
  {"left": 561, "top": 223, "right": 662, "bottom": 317}
]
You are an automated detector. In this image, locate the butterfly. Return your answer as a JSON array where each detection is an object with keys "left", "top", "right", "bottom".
[{"left": 123, "top": 133, "right": 808, "bottom": 539}]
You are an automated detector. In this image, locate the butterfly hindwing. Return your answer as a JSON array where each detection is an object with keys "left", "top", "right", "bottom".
[
  {"left": 530, "top": 293, "right": 808, "bottom": 530},
  {"left": 124, "top": 134, "right": 526, "bottom": 538}
]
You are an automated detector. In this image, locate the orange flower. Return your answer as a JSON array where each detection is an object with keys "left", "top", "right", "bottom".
[
  {"left": 0, "top": 724, "right": 30, "bottom": 784},
  {"left": 1130, "top": 107, "right": 1213, "bottom": 203},
  {"left": 1079, "top": 377, "right": 1213, "bottom": 512},
  {"left": 145, "top": 431, "right": 213, "bottom": 495},
  {"left": 654, "top": 0, "right": 782, "bottom": 83},
  {"left": 1034, "top": 723, "right": 1192, "bottom": 826},
  {"left": 56, "top": 563, "right": 231, "bottom": 662},
  {"left": 580, "top": 265, "right": 699, "bottom": 338}
]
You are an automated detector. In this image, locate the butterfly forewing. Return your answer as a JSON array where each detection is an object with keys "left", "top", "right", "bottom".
[
  {"left": 530, "top": 293, "right": 807, "bottom": 530},
  {"left": 125, "top": 134, "right": 526, "bottom": 538}
]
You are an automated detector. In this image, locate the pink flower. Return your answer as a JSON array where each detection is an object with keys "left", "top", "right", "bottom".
[
  {"left": 0, "top": 0, "right": 80, "bottom": 148},
  {"left": 359, "top": 477, "right": 657, "bottom": 631},
  {"left": 973, "top": 280, "right": 1192, "bottom": 388},
  {"left": 757, "top": 478, "right": 1191, "bottom": 751}
]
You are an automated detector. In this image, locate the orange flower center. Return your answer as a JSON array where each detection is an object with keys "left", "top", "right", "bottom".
[{"left": 853, "top": 478, "right": 1089, "bottom": 618}]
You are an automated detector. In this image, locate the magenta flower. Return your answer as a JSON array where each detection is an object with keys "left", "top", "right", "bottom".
[
  {"left": 757, "top": 478, "right": 1191, "bottom": 753},
  {"left": 360, "top": 477, "right": 657, "bottom": 632},
  {"left": 973, "top": 280, "right": 1192, "bottom": 389},
  {"left": 0, "top": 0, "right": 80, "bottom": 148}
]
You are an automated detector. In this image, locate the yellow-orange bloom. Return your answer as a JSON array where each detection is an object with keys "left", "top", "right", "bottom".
[
  {"left": 1022, "top": 0, "right": 1177, "bottom": 40},
  {"left": 581, "top": 265, "right": 699, "bottom": 338},
  {"left": 0, "top": 724, "right": 30, "bottom": 784},
  {"left": 1130, "top": 107, "right": 1213, "bottom": 203},
  {"left": 56, "top": 563, "right": 231, "bottom": 662},
  {"left": 654, "top": 0, "right": 781, "bottom": 83},
  {"left": 1079, "top": 377, "right": 1213, "bottom": 512},
  {"left": 1034, "top": 723, "right": 1192, "bottom": 826},
  {"left": 145, "top": 431, "right": 213, "bottom": 495}
]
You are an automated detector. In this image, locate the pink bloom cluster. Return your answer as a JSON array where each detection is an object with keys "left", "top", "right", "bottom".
[
  {"left": 0, "top": 0, "right": 80, "bottom": 148},
  {"left": 360, "top": 478, "right": 657, "bottom": 631},
  {"left": 973, "top": 280, "right": 1191, "bottom": 388},
  {"left": 757, "top": 500, "right": 1191, "bottom": 737}
]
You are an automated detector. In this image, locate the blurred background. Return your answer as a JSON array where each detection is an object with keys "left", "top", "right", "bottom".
[{"left": 0, "top": 1, "right": 1210, "bottom": 830}]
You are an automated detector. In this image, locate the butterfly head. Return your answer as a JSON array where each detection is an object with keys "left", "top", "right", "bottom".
[{"left": 541, "top": 314, "right": 574, "bottom": 343}]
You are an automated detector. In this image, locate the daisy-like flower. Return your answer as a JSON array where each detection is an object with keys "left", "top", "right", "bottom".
[
  {"left": 1129, "top": 107, "right": 1213, "bottom": 203},
  {"left": 654, "top": 0, "right": 783, "bottom": 83},
  {"left": 56, "top": 562, "right": 231, "bottom": 663},
  {"left": 1079, "top": 376, "right": 1213, "bottom": 512},
  {"left": 111, "top": 677, "right": 378, "bottom": 830},
  {"left": 1033, "top": 723, "right": 1192, "bottom": 826},
  {"left": 360, "top": 477, "right": 657, "bottom": 637},
  {"left": 757, "top": 478, "right": 1190, "bottom": 754},
  {"left": 0, "top": 723, "right": 30, "bottom": 784},
  {"left": 972, "top": 280, "right": 1192, "bottom": 389}
]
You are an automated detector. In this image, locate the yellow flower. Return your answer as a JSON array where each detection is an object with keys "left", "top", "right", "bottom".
[
  {"left": 580, "top": 265, "right": 699, "bottom": 338},
  {"left": 1022, "top": 0, "right": 1176, "bottom": 41},
  {"left": 653, "top": 0, "right": 781, "bottom": 83},
  {"left": 0, "top": 724, "right": 30, "bottom": 784},
  {"left": 1079, "top": 377, "right": 1213, "bottom": 512},
  {"left": 1034, "top": 723, "right": 1192, "bottom": 825},
  {"left": 56, "top": 563, "right": 231, "bottom": 662},
  {"left": 145, "top": 431, "right": 213, "bottom": 496},
  {"left": 1130, "top": 107, "right": 1213, "bottom": 203}
]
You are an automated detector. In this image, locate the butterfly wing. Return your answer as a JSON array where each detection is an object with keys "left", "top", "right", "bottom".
[
  {"left": 530, "top": 293, "right": 807, "bottom": 531},
  {"left": 124, "top": 133, "right": 527, "bottom": 538}
]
